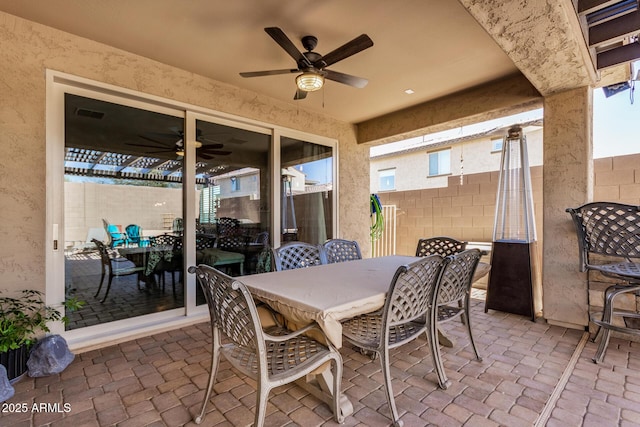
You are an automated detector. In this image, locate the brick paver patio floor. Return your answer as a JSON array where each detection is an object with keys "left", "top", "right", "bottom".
[{"left": 3, "top": 292, "right": 640, "bottom": 426}]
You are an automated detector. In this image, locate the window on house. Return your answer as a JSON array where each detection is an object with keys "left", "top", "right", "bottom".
[
  {"left": 379, "top": 168, "right": 395, "bottom": 191},
  {"left": 491, "top": 138, "right": 503, "bottom": 153},
  {"left": 230, "top": 176, "right": 239, "bottom": 192},
  {"left": 428, "top": 149, "right": 451, "bottom": 176}
]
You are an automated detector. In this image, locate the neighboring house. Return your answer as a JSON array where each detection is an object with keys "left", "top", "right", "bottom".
[{"left": 371, "top": 121, "right": 543, "bottom": 193}]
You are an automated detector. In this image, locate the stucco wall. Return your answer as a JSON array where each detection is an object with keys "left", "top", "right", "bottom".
[{"left": 0, "top": 11, "right": 370, "bottom": 291}]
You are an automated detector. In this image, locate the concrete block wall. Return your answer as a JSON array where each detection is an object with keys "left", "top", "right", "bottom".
[
  {"left": 377, "top": 152, "right": 640, "bottom": 321},
  {"left": 377, "top": 165, "right": 544, "bottom": 257}
]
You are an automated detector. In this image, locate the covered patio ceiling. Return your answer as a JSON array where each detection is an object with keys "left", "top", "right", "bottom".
[{"left": 2, "top": 0, "right": 638, "bottom": 136}]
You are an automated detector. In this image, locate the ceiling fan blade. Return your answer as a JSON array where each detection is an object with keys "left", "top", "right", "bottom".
[
  {"left": 294, "top": 89, "right": 308, "bottom": 100},
  {"left": 127, "top": 142, "right": 172, "bottom": 149},
  {"left": 198, "top": 153, "right": 214, "bottom": 160},
  {"left": 206, "top": 150, "right": 232, "bottom": 156},
  {"left": 138, "top": 135, "right": 179, "bottom": 145},
  {"left": 240, "top": 69, "right": 299, "bottom": 78},
  {"left": 324, "top": 69, "right": 369, "bottom": 88},
  {"left": 264, "top": 27, "right": 311, "bottom": 67},
  {"left": 198, "top": 143, "right": 225, "bottom": 150},
  {"left": 319, "top": 34, "right": 373, "bottom": 68}
]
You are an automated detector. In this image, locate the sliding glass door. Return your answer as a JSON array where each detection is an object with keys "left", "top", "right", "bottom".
[
  {"left": 48, "top": 72, "right": 337, "bottom": 340},
  {"left": 280, "top": 136, "right": 334, "bottom": 245},
  {"left": 63, "top": 93, "right": 186, "bottom": 329},
  {"left": 188, "top": 114, "right": 272, "bottom": 305}
]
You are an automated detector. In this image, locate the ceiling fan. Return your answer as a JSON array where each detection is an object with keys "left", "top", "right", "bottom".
[
  {"left": 129, "top": 129, "right": 231, "bottom": 160},
  {"left": 240, "top": 27, "right": 373, "bottom": 100}
]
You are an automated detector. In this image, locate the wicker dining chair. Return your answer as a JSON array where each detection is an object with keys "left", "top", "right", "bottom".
[
  {"left": 189, "top": 264, "right": 344, "bottom": 426},
  {"left": 323, "top": 239, "right": 362, "bottom": 263},
  {"left": 272, "top": 241, "right": 326, "bottom": 271},
  {"left": 341, "top": 255, "right": 446, "bottom": 427},
  {"left": 416, "top": 236, "right": 467, "bottom": 258},
  {"left": 429, "top": 248, "right": 483, "bottom": 389}
]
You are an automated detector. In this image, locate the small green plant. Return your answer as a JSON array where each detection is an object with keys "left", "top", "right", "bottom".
[{"left": 0, "top": 290, "right": 84, "bottom": 353}]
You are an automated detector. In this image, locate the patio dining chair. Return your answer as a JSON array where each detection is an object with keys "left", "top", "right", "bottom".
[
  {"left": 323, "top": 238, "right": 362, "bottom": 263},
  {"left": 416, "top": 236, "right": 467, "bottom": 258},
  {"left": 149, "top": 234, "right": 182, "bottom": 297},
  {"left": 341, "top": 255, "right": 446, "bottom": 427},
  {"left": 125, "top": 224, "right": 142, "bottom": 246},
  {"left": 567, "top": 202, "right": 640, "bottom": 363},
  {"left": 188, "top": 264, "right": 343, "bottom": 427},
  {"left": 272, "top": 241, "right": 327, "bottom": 271},
  {"left": 92, "top": 239, "right": 144, "bottom": 303},
  {"left": 429, "top": 248, "right": 483, "bottom": 389},
  {"left": 102, "top": 219, "right": 129, "bottom": 248}
]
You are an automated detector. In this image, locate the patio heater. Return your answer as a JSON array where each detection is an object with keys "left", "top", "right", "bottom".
[
  {"left": 281, "top": 171, "right": 298, "bottom": 242},
  {"left": 484, "top": 126, "right": 542, "bottom": 321}
]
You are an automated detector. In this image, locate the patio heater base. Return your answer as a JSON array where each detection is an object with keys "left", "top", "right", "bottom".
[{"left": 485, "top": 240, "right": 540, "bottom": 321}]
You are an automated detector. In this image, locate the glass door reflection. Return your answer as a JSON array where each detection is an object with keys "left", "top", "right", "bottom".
[
  {"left": 192, "top": 119, "right": 272, "bottom": 305},
  {"left": 63, "top": 93, "right": 185, "bottom": 330},
  {"left": 280, "top": 137, "right": 334, "bottom": 245}
]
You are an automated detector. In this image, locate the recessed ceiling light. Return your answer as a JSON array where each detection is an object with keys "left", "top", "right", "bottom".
[{"left": 404, "top": 89, "right": 415, "bottom": 94}]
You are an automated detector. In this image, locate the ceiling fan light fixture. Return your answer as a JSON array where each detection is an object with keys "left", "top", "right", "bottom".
[{"left": 296, "top": 72, "right": 324, "bottom": 92}]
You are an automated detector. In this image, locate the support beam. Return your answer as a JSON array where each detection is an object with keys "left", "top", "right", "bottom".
[
  {"left": 356, "top": 74, "right": 541, "bottom": 145},
  {"left": 458, "top": 0, "right": 597, "bottom": 96}
]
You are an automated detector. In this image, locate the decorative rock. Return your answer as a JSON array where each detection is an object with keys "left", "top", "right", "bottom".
[
  {"left": 0, "top": 365, "right": 15, "bottom": 402},
  {"left": 27, "top": 335, "right": 75, "bottom": 377}
]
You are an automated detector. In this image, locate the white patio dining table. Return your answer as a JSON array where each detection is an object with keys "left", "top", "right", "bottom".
[
  {"left": 240, "top": 254, "right": 489, "bottom": 419},
  {"left": 241, "top": 255, "right": 490, "bottom": 349},
  {"left": 240, "top": 255, "right": 419, "bottom": 349}
]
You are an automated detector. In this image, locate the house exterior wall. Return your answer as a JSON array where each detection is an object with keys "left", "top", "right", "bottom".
[
  {"left": 0, "top": 12, "right": 370, "bottom": 294},
  {"left": 370, "top": 127, "right": 544, "bottom": 193}
]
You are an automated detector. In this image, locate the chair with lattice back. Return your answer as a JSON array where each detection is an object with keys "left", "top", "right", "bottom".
[
  {"left": 429, "top": 248, "right": 483, "bottom": 389},
  {"left": 416, "top": 236, "right": 467, "bottom": 258},
  {"left": 272, "top": 241, "right": 326, "bottom": 271},
  {"left": 341, "top": 255, "right": 446, "bottom": 427},
  {"left": 567, "top": 202, "right": 640, "bottom": 363},
  {"left": 323, "top": 239, "right": 362, "bottom": 263},
  {"left": 216, "top": 217, "right": 240, "bottom": 237},
  {"left": 188, "top": 264, "right": 343, "bottom": 426},
  {"left": 92, "top": 239, "right": 144, "bottom": 303},
  {"left": 149, "top": 233, "right": 182, "bottom": 297}
]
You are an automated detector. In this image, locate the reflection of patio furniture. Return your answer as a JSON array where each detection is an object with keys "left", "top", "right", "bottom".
[
  {"left": 92, "top": 239, "right": 144, "bottom": 303},
  {"left": 198, "top": 248, "right": 245, "bottom": 276},
  {"left": 118, "top": 244, "right": 176, "bottom": 295},
  {"left": 102, "top": 219, "right": 129, "bottom": 248},
  {"left": 341, "top": 255, "right": 445, "bottom": 426},
  {"left": 416, "top": 236, "right": 467, "bottom": 257},
  {"left": 146, "top": 234, "right": 183, "bottom": 296},
  {"left": 272, "top": 242, "right": 326, "bottom": 271},
  {"left": 567, "top": 202, "right": 640, "bottom": 363},
  {"left": 125, "top": 224, "right": 144, "bottom": 246},
  {"left": 216, "top": 217, "right": 239, "bottom": 237},
  {"left": 431, "top": 249, "right": 483, "bottom": 389},
  {"left": 172, "top": 217, "right": 183, "bottom": 234},
  {"left": 323, "top": 239, "right": 362, "bottom": 263},
  {"left": 189, "top": 264, "right": 343, "bottom": 426}
]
